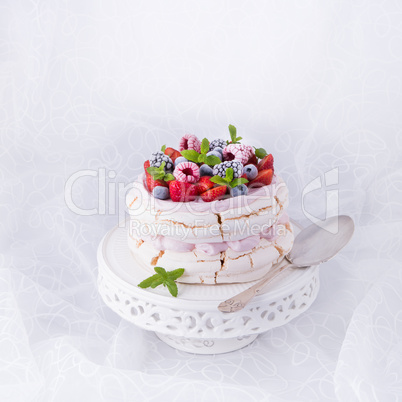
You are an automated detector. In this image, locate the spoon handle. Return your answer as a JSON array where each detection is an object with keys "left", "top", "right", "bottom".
[{"left": 218, "top": 259, "right": 293, "bottom": 313}]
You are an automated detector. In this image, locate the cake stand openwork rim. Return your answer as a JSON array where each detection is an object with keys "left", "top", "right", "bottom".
[{"left": 97, "top": 221, "right": 321, "bottom": 339}]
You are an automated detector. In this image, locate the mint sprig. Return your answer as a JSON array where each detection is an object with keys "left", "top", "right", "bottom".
[
  {"left": 227, "top": 124, "right": 243, "bottom": 145},
  {"left": 138, "top": 267, "right": 185, "bottom": 297},
  {"left": 180, "top": 138, "right": 221, "bottom": 166},
  {"left": 254, "top": 146, "right": 267, "bottom": 159},
  {"left": 161, "top": 144, "right": 166, "bottom": 152},
  {"left": 146, "top": 161, "right": 175, "bottom": 181},
  {"left": 210, "top": 168, "right": 248, "bottom": 188}
]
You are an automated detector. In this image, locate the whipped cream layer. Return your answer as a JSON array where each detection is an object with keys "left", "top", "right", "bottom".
[
  {"left": 126, "top": 174, "right": 289, "bottom": 243},
  {"left": 132, "top": 212, "right": 290, "bottom": 256}
]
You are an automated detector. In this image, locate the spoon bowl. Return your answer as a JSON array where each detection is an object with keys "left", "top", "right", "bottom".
[{"left": 287, "top": 215, "right": 355, "bottom": 267}]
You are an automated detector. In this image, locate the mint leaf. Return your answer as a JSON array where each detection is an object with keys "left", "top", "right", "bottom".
[
  {"left": 254, "top": 147, "right": 267, "bottom": 159},
  {"left": 138, "top": 273, "right": 161, "bottom": 288},
  {"left": 229, "top": 178, "right": 249, "bottom": 188},
  {"left": 161, "top": 144, "right": 166, "bottom": 152},
  {"left": 236, "top": 136, "right": 242, "bottom": 141},
  {"left": 201, "top": 138, "right": 209, "bottom": 154},
  {"left": 138, "top": 267, "right": 185, "bottom": 297},
  {"left": 150, "top": 277, "right": 164, "bottom": 288},
  {"left": 210, "top": 176, "right": 229, "bottom": 186},
  {"left": 225, "top": 168, "right": 234, "bottom": 182},
  {"left": 164, "top": 173, "right": 175, "bottom": 181},
  {"left": 166, "top": 268, "right": 185, "bottom": 280},
  {"left": 181, "top": 149, "right": 200, "bottom": 163},
  {"left": 154, "top": 266, "right": 167, "bottom": 279},
  {"left": 205, "top": 155, "right": 221, "bottom": 166},
  {"left": 165, "top": 279, "right": 178, "bottom": 297},
  {"left": 198, "top": 153, "right": 206, "bottom": 163},
  {"left": 228, "top": 124, "right": 237, "bottom": 142}
]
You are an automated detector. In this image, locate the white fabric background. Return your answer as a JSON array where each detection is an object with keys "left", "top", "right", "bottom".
[{"left": 1, "top": 1, "right": 402, "bottom": 401}]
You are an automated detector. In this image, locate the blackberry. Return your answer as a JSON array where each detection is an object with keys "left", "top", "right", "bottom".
[
  {"left": 149, "top": 151, "right": 173, "bottom": 172},
  {"left": 212, "top": 161, "right": 243, "bottom": 179},
  {"left": 209, "top": 138, "right": 226, "bottom": 151}
]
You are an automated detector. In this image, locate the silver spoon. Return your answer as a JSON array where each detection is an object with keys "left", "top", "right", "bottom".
[{"left": 218, "top": 215, "right": 355, "bottom": 313}]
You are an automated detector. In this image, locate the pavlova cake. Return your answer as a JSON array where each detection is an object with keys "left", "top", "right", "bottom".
[{"left": 126, "top": 125, "right": 294, "bottom": 286}]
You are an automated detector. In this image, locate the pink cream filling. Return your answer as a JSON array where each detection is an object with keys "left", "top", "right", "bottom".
[{"left": 139, "top": 212, "right": 290, "bottom": 255}]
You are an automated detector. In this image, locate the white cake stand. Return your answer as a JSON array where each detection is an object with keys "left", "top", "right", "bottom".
[{"left": 97, "top": 221, "right": 320, "bottom": 354}]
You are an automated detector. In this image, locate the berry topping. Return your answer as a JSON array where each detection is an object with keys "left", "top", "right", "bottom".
[
  {"left": 195, "top": 176, "right": 214, "bottom": 194},
  {"left": 223, "top": 144, "right": 253, "bottom": 164},
  {"left": 199, "top": 164, "right": 213, "bottom": 177},
  {"left": 247, "top": 169, "right": 273, "bottom": 188},
  {"left": 200, "top": 185, "right": 227, "bottom": 202},
  {"left": 173, "top": 162, "right": 200, "bottom": 183},
  {"left": 150, "top": 151, "right": 174, "bottom": 172},
  {"left": 209, "top": 138, "right": 226, "bottom": 151},
  {"left": 246, "top": 153, "right": 258, "bottom": 165},
  {"left": 174, "top": 156, "right": 188, "bottom": 167},
  {"left": 152, "top": 186, "right": 170, "bottom": 200},
  {"left": 206, "top": 150, "right": 222, "bottom": 161},
  {"left": 230, "top": 184, "right": 248, "bottom": 197},
  {"left": 164, "top": 147, "right": 181, "bottom": 163},
  {"left": 144, "top": 160, "right": 151, "bottom": 174},
  {"left": 179, "top": 134, "right": 201, "bottom": 153},
  {"left": 243, "top": 164, "right": 258, "bottom": 180},
  {"left": 257, "top": 154, "right": 274, "bottom": 172},
  {"left": 169, "top": 180, "right": 198, "bottom": 202},
  {"left": 214, "top": 146, "right": 224, "bottom": 156},
  {"left": 213, "top": 161, "right": 243, "bottom": 179},
  {"left": 146, "top": 175, "right": 168, "bottom": 192}
]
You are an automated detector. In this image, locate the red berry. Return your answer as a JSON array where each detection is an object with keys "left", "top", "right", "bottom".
[
  {"left": 195, "top": 176, "right": 214, "bottom": 194},
  {"left": 144, "top": 160, "right": 151, "bottom": 175},
  {"left": 169, "top": 180, "right": 198, "bottom": 202},
  {"left": 248, "top": 169, "right": 273, "bottom": 188},
  {"left": 200, "top": 186, "right": 227, "bottom": 202},
  {"left": 146, "top": 175, "right": 167, "bottom": 192},
  {"left": 257, "top": 154, "right": 274, "bottom": 171},
  {"left": 247, "top": 154, "right": 258, "bottom": 165},
  {"left": 164, "top": 147, "right": 181, "bottom": 162}
]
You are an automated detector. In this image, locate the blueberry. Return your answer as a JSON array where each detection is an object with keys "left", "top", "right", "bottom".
[
  {"left": 206, "top": 150, "right": 222, "bottom": 161},
  {"left": 199, "top": 164, "right": 213, "bottom": 176},
  {"left": 230, "top": 184, "right": 248, "bottom": 197},
  {"left": 152, "top": 186, "right": 170, "bottom": 200},
  {"left": 243, "top": 164, "right": 258, "bottom": 180},
  {"left": 174, "top": 156, "right": 188, "bottom": 167},
  {"left": 214, "top": 147, "right": 223, "bottom": 156}
]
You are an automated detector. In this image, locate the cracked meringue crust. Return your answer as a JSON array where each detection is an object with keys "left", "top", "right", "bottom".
[{"left": 126, "top": 174, "right": 294, "bottom": 284}]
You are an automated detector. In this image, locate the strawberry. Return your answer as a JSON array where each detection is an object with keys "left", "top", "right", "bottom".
[
  {"left": 169, "top": 180, "right": 198, "bottom": 202},
  {"left": 246, "top": 154, "right": 258, "bottom": 165},
  {"left": 146, "top": 175, "right": 167, "bottom": 192},
  {"left": 257, "top": 154, "right": 274, "bottom": 171},
  {"left": 195, "top": 176, "right": 214, "bottom": 194},
  {"left": 164, "top": 147, "right": 181, "bottom": 163},
  {"left": 248, "top": 169, "right": 273, "bottom": 188},
  {"left": 241, "top": 173, "right": 248, "bottom": 180},
  {"left": 200, "top": 186, "right": 227, "bottom": 202},
  {"left": 144, "top": 160, "right": 151, "bottom": 175}
]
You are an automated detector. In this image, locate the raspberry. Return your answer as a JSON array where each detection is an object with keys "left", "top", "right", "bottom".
[
  {"left": 222, "top": 144, "right": 253, "bottom": 164},
  {"left": 209, "top": 138, "right": 226, "bottom": 151},
  {"left": 179, "top": 134, "right": 201, "bottom": 153},
  {"left": 149, "top": 151, "right": 173, "bottom": 172},
  {"left": 173, "top": 162, "right": 200, "bottom": 183},
  {"left": 212, "top": 161, "right": 243, "bottom": 179}
]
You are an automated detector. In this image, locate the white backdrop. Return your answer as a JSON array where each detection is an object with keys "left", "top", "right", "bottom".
[{"left": 1, "top": 1, "right": 402, "bottom": 401}]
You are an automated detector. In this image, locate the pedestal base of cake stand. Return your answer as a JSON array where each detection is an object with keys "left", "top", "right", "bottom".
[
  {"left": 155, "top": 332, "right": 259, "bottom": 354},
  {"left": 97, "top": 221, "right": 320, "bottom": 355}
]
